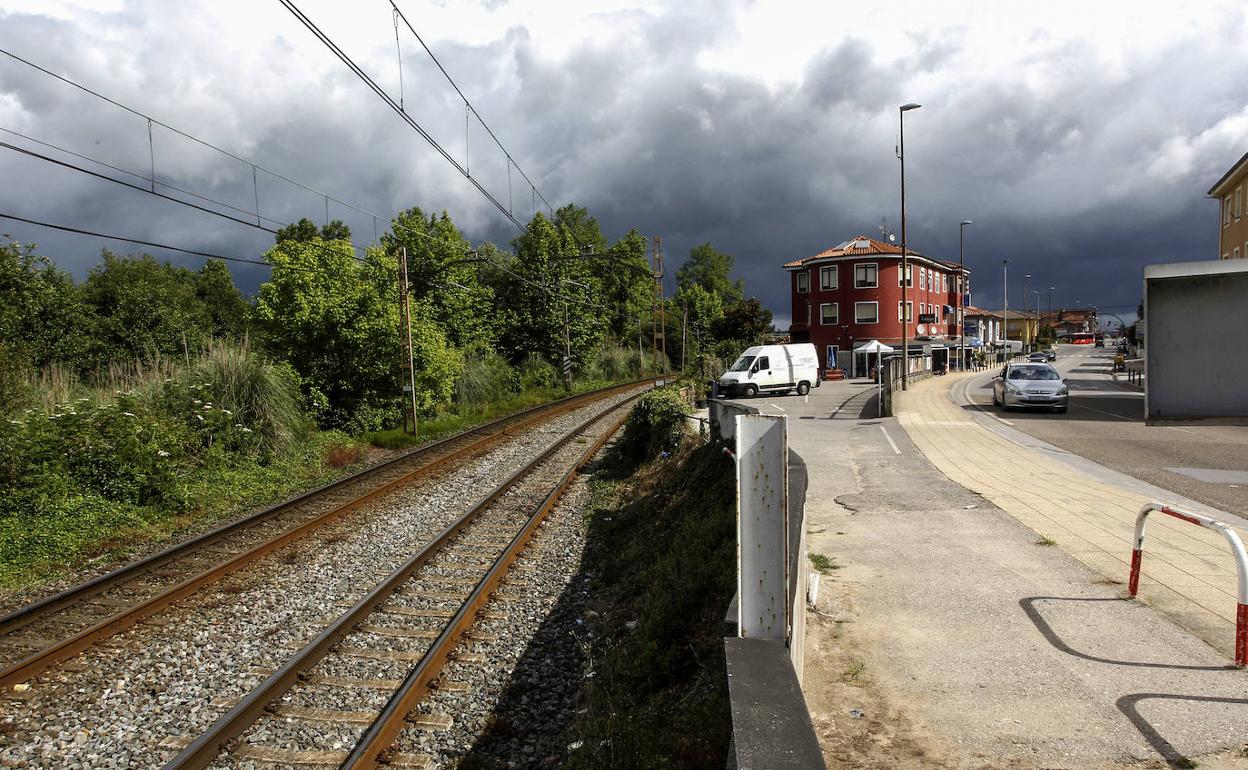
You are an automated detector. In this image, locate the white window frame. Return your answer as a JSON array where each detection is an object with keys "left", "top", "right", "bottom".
[
  {"left": 1236, "top": 247, "right": 1241, "bottom": 259},
  {"left": 1238, "top": 186, "right": 1243, "bottom": 219},
  {"left": 819, "top": 302, "right": 838, "bottom": 325},
  {"left": 855, "top": 301, "right": 879, "bottom": 324},
  {"left": 1226, "top": 195, "right": 1233, "bottom": 226},
  {"left": 795, "top": 270, "right": 809, "bottom": 293},
  {"left": 897, "top": 264, "right": 913, "bottom": 287},
  {"left": 819, "top": 265, "right": 838, "bottom": 291},
  {"left": 942, "top": 274, "right": 948, "bottom": 293},
  {"left": 897, "top": 300, "right": 913, "bottom": 322},
  {"left": 854, "top": 262, "right": 878, "bottom": 289},
  {"left": 825, "top": 345, "right": 839, "bottom": 369}
]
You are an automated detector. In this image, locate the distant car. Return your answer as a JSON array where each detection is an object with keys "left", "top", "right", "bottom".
[
  {"left": 1027, "top": 352, "right": 1048, "bottom": 363},
  {"left": 992, "top": 362, "right": 1068, "bottom": 413},
  {"left": 1043, "top": 349, "right": 1057, "bottom": 361},
  {"left": 1094, "top": 338, "right": 1105, "bottom": 348}
]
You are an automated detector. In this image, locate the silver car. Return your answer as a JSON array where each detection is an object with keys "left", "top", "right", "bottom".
[{"left": 992, "top": 362, "right": 1068, "bottom": 413}]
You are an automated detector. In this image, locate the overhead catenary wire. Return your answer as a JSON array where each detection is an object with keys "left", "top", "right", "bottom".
[
  {"left": 278, "top": 0, "right": 524, "bottom": 231},
  {"left": 0, "top": 211, "right": 320, "bottom": 273},
  {"left": 0, "top": 138, "right": 370, "bottom": 265},
  {"left": 0, "top": 46, "right": 449, "bottom": 253}
]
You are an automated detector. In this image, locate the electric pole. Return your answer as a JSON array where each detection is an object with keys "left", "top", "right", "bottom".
[
  {"left": 652, "top": 236, "right": 665, "bottom": 362},
  {"left": 398, "top": 247, "right": 418, "bottom": 435}
]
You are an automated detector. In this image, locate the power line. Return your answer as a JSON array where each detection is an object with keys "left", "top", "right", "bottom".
[
  {"left": 0, "top": 45, "right": 451, "bottom": 254},
  {"left": 278, "top": 0, "right": 524, "bottom": 231},
  {"left": 0, "top": 211, "right": 321, "bottom": 273},
  {"left": 388, "top": 0, "right": 556, "bottom": 220},
  {"left": 0, "top": 138, "right": 370, "bottom": 264}
]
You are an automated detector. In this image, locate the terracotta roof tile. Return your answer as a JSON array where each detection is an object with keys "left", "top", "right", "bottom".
[{"left": 783, "top": 235, "right": 967, "bottom": 271}]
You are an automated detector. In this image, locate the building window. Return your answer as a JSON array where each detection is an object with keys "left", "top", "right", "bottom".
[
  {"left": 1236, "top": 247, "right": 1241, "bottom": 259},
  {"left": 796, "top": 271, "right": 809, "bottom": 293},
  {"left": 897, "top": 264, "right": 912, "bottom": 287},
  {"left": 1226, "top": 195, "right": 1233, "bottom": 226},
  {"left": 826, "top": 345, "right": 839, "bottom": 369},
  {"left": 854, "top": 263, "right": 878, "bottom": 289},
  {"left": 820, "top": 265, "right": 838, "bottom": 291},
  {"left": 1238, "top": 187, "right": 1243, "bottom": 219},
  {"left": 855, "top": 301, "right": 879, "bottom": 324},
  {"left": 897, "top": 301, "right": 913, "bottom": 322},
  {"left": 942, "top": 274, "right": 948, "bottom": 293},
  {"left": 819, "top": 302, "right": 838, "bottom": 325},
  {"left": 919, "top": 267, "right": 926, "bottom": 290}
]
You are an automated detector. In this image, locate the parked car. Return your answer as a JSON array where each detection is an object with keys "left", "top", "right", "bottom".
[
  {"left": 992, "top": 362, "right": 1068, "bottom": 413},
  {"left": 718, "top": 343, "right": 820, "bottom": 398}
]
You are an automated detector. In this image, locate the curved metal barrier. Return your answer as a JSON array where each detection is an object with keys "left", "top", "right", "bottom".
[{"left": 1128, "top": 502, "right": 1248, "bottom": 667}]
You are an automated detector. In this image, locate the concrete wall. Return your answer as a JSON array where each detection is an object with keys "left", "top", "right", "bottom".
[{"left": 1145, "top": 260, "right": 1248, "bottom": 423}]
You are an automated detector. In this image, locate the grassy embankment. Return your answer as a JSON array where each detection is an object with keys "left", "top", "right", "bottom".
[{"left": 0, "top": 348, "right": 649, "bottom": 597}]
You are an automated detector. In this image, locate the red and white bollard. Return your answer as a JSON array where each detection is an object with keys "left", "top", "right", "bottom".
[{"left": 1129, "top": 502, "right": 1248, "bottom": 668}]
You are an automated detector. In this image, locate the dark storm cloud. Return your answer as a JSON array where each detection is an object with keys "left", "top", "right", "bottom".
[{"left": 1, "top": 1, "right": 1246, "bottom": 329}]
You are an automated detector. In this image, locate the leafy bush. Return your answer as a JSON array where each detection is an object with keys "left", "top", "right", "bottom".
[
  {"left": 187, "top": 341, "right": 306, "bottom": 452},
  {"left": 517, "top": 353, "right": 561, "bottom": 390},
  {"left": 613, "top": 388, "right": 690, "bottom": 467},
  {"left": 593, "top": 344, "right": 637, "bottom": 381},
  {"left": 455, "top": 352, "right": 519, "bottom": 406}
]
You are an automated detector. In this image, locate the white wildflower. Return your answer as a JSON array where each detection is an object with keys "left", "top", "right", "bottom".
[
  {"left": 221, "top": 409, "right": 232, "bottom": 415},
  {"left": 195, "top": 414, "right": 204, "bottom": 422},
  {"left": 240, "top": 427, "right": 253, "bottom": 433},
  {"left": 193, "top": 400, "right": 202, "bottom": 405},
  {"left": 122, "top": 412, "right": 136, "bottom": 417},
  {"left": 157, "top": 450, "right": 171, "bottom": 457}
]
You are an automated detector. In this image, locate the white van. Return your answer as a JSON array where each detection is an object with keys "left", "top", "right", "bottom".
[{"left": 718, "top": 343, "right": 820, "bottom": 398}]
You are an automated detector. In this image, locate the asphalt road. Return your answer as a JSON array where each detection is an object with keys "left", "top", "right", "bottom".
[{"left": 957, "top": 343, "right": 1248, "bottom": 518}]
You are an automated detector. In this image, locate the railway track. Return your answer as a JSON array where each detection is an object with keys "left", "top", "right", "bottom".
[
  {"left": 0, "top": 379, "right": 657, "bottom": 692},
  {"left": 159, "top": 390, "right": 636, "bottom": 769}
]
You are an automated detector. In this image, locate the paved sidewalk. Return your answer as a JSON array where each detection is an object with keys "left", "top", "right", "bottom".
[{"left": 896, "top": 372, "right": 1245, "bottom": 660}]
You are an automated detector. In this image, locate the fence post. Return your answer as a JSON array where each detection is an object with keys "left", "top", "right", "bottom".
[{"left": 735, "top": 414, "right": 789, "bottom": 640}]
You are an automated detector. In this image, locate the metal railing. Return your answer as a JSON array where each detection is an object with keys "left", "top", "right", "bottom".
[{"left": 1129, "top": 502, "right": 1248, "bottom": 667}]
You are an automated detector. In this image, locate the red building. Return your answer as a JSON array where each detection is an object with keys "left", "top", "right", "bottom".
[{"left": 784, "top": 235, "right": 970, "bottom": 374}]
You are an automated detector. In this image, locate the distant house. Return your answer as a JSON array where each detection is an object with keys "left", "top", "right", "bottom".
[
  {"left": 963, "top": 306, "right": 1002, "bottom": 345},
  {"left": 783, "top": 235, "right": 970, "bottom": 375},
  {"left": 1208, "top": 151, "right": 1248, "bottom": 259},
  {"left": 1038, "top": 308, "right": 1098, "bottom": 338}
]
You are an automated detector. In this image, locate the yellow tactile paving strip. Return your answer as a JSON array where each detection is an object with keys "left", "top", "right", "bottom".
[{"left": 895, "top": 373, "right": 1242, "bottom": 653}]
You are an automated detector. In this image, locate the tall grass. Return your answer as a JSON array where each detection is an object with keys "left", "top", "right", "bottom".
[
  {"left": 454, "top": 352, "right": 518, "bottom": 407},
  {"left": 189, "top": 340, "right": 306, "bottom": 452}
]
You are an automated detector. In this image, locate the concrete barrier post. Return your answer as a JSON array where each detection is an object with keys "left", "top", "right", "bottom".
[{"left": 736, "top": 414, "right": 789, "bottom": 640}]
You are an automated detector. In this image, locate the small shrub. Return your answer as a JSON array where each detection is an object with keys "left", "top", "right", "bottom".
[
  {"left": 613, "top": 388, "right": 690, "bottom": 467},
  {"left": 324, "top": 443, "right": 363, "bottom": 468},
  {"left": 456, "top": 353, "right": 519, "bottom": 406},
  {"left": 517, "top": 354, "right": 561, "bottom": 390}
]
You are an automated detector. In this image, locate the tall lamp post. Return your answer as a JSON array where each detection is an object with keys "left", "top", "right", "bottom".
[
  {"left": 1023, "top": 273, "right": 1031, "bottom": 352},
  {"left": 1048, "top": 286, "right": 1055, "bottom": 342},
  {"left": 959, "top": 219, "right": 972, "bottom": 371},
  {"left": 1002, "top": 258, "right": 1009, "bottom": 359},
  {"left": 899, "top": 102, "right": 922, "bottom": 389},
  {"left": 1031, "top": 290, "right": 1040, "bottom": 348}
]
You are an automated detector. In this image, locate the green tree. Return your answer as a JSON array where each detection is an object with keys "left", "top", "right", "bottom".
[
  {"left": 599, "top": 229, "right": 653, "bottom": 339},
  {"left": 553, "top": 203, "right": 608, "bottom": 254},
  {"left": 380, "top": 207, "right": 493, "bottom": 350},
  {"left": 676, "top": 243, "right": 743, "bottom": 304},
  {"left": 0, "top": 240, "right": 94, "bottom": 371},
  {"left": 495, "top": 213, "right": 606, "bottom": 373},
  {"left": 712, "top": 297, "right": 773, "bottom": 347},
  {"left": 254, "top": 237, "right": 442, "bottom": 431},
  {"left": 79, "top": 251, "right": 214, "bottom": 367},
  {"left": 275, "top": 217, "right": 351, "bottom": 244},
  {"left": 195, "top": 259, "right": 250, "bottom": 340},
  {"left": 673, "top": 283, "right": 724, "bottom": 361}
]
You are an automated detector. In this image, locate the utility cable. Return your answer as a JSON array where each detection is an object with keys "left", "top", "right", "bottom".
[
  {"left": 278, "top": 0, "right": 524, "bottom": 231},
  {"left": 0, "top": 211, "right": 320, "bottom": 273}
]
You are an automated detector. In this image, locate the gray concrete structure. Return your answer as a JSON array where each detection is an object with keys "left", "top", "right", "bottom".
[{"left": 1144, "top": 259, "right": 1248, "bottom": 423}]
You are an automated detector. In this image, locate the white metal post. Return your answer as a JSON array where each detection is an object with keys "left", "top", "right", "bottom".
[{"left": 735, "top": 414, "right": 789, "bottom": 641}]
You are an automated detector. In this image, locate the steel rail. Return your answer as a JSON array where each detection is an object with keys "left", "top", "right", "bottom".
[
  {"left": 0, "top": 378, "right": 656, "bottom": 690},
  {"left": 163, "top": 389, "right": 644, "bottom": 769},
  {"left": 346, "top": 402, "right": 631, "bottom": 769}
]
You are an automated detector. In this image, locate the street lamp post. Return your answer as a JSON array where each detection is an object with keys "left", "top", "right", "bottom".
[
  {"left": 1002, "top": 258, "right": 1009, "bottom": 359},
  {"left": 1023, "top": 273, "right": 1031, "bottom": 352},
  {"left": 959, "top": 219, "right": 972, "bottom": 371},
  {"left": 1031, "top": 290, "right": 1040, "bottom": 348},
  {"left": 899, "top": 102, "right": 921, "bottom": 389},
  {"left": 1047, "top": 286, "right": 1054, "bottom": 342}
]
